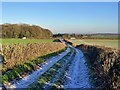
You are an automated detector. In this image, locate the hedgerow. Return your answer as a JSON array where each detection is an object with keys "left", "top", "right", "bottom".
[{"left": 2, "top": 42, "right": 66, "bottom": 72}]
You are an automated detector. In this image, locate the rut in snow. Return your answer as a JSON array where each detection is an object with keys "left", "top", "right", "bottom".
[{"left": 63, "top": 48, "right": 92, "bottom": 88}]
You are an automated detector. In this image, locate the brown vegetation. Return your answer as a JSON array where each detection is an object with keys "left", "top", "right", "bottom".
[
  {"left": 2, "top": 42, "right": 66, "bottom": 71},
  {"left": 76, "top": 44, "right": 120, "bottom": 89}
]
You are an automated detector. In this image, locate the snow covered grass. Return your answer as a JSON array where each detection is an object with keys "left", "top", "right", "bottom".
[
  {"left": 63, "top": 48, "right": 92, "bottom": 88},
  {"left": 29, "top": 47, "right": 74, "bottom": 89},
  {"left": 54, "top": 49, "right": 76, "bottom": 88},
  {"left": 44, "top": 48, "right": 76, "bottom": 89},
  {"left": 29, "top": 46, "right": 92, "bottom": 89}
]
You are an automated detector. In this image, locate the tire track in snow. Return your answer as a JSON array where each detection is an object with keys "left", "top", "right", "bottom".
[
  {"left": 63, "top": 48, "right": 91, "bottom": 88},
  {"left": 43, "top": 49, "right": 74, "bottom": 89}
]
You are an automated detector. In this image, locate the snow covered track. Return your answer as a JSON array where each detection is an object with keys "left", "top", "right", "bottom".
[
  {"left": 63, "top": 48, "right": 92, "bottom": 88},
  {"left": 9, "top": 47, "right": 70, "bottom": 88},
  {"left": 7, "top": 42, "right": 92, "bottom": 89}
]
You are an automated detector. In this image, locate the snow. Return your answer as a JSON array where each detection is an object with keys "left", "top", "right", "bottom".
[
  {"left": 63, "top": 48, "right": 92, "bottom": 88},
  {"left": 41, "top": 44, "right": 92, "bottom": 89},
  {"left": 9, "top": 47, "right": 70, "bottom": 88},
  {"left": 43, "top": 49, "right": 74, "bottom": 89},
  {"left": 7, "top": 40, "right": 92, "bottom": 89}
]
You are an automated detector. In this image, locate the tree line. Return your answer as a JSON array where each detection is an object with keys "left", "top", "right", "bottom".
[
  {"left": 53, "top": 33, "right": 119, "bottom": 39},
  {"left": 53, "top": 33, "right": 83, "bottom": 39},
  {"left": 1, "top": 23, "right": 53, "bottom": 39}
]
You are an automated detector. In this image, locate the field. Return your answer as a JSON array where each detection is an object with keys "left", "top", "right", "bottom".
[
  {"left": 83, "top": 34, "right": 119, "bottom": 39},
  {"left": 69, "top": 39, "right": 119, "bottom": 49},
  {"left": 2, "top": 39, "right": 53, "bottom": 44}
]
